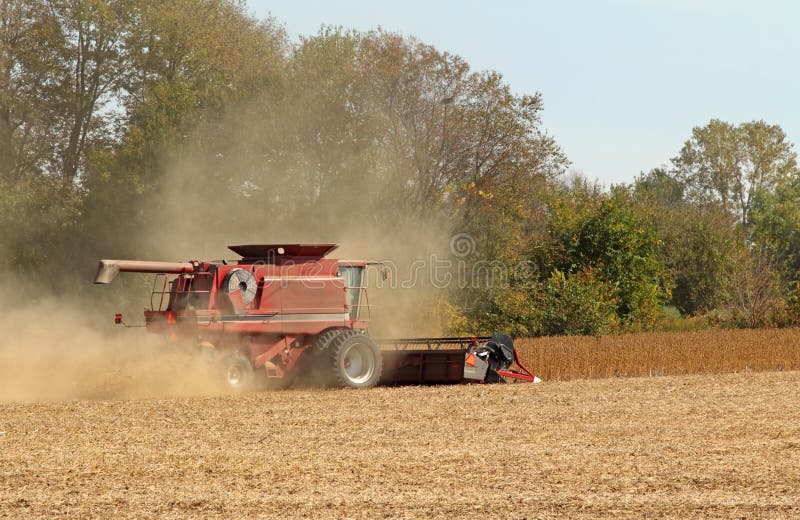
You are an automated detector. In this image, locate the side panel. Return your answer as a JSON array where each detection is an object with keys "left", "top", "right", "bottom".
[
  {"left": 277, "top": 277, "right": 348, "bottom": 334},
  {"left": 258, "top": 278, "right": 282, "bottom": 315},
  {"left": 278, "top": 278, "right": 346, "bottom": 315},
  {"left": 380, "top": 349, "right": 466, "bottom": 385},
  {"left": 143, "top": 261, "right": 356, "bottom": 342}
]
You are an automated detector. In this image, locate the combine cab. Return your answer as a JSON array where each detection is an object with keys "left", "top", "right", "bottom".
[{"left": 95, "top": 244, "right": 537, "bottom": 390}]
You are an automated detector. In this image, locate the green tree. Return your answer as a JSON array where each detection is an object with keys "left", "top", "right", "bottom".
[
  {"left": 672, "top": 119, "right": 798, "bottom": 228},
  {"left": 0, "top": 0, "right": 116, "bottom": 274},
  {"left": 0, "top": 0, "right": 64, "bottom": 182},
  {"left": 51, "top": 0, "right": 132, "bottom": 186},
  {"left": 633, "top": 168, "right": 737, "bottom": 315},
  {"left": 750, "top": 178, "right": 800, "bottom": 285},
  {"left": 80, "top": 0, "right": 288, "bottom": 260},
  {"left": 538, "top": 268, "right": 619, "bottom": 336},
  {"left": 355, "top": 30, "right": 567, "bottom": 224},
  {"left": 667, "top": 208, "right": 737, "bottom": 315},
  {"left": 727, "top": 250, "right": 784, "bottom": 328},
  {"left": 552, "top": 190, "right": 671, "bottom": 327}
]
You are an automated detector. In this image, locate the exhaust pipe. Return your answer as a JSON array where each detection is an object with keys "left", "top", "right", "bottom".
[{"left": 94, "top": 259, "right": 196, "bottom": 284}]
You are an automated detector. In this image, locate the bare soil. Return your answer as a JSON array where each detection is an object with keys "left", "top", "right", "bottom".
[{"left": 2, "top": 371, "right": 799, "bottom": 518}]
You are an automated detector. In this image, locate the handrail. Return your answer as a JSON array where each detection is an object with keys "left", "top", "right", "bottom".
[
  {"left": 150, "top": 273, "right": 212, "bottom": 311},
  {"left": 344, "top": 285, "right": 372, "bottom": 321}
]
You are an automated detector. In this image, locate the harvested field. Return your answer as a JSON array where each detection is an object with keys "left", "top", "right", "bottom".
[
  {"left": 2, "top": 371, "right": 800, "bottom": 518},
  {"left": 516, "top": 328, "right": 800, "bottom": 381}
]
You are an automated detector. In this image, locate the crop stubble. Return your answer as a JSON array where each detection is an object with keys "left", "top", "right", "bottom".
[{"left": 1, "top": 370, "right": 799, "bottom": 518}]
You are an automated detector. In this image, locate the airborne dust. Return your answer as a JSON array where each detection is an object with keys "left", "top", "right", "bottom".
[
  {"left": 0, "top": 287, "right": 233, "bottom": 401},
  {"left": 0, "top": 100, "right": 455, "bottom": 402}
]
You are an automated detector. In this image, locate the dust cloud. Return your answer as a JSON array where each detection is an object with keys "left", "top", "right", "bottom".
[
  {"left": 0, "top": 94, "right": 462, "bottom": 403},
  {"left": 0, "top": 287, "right": 229, "bottom": 402},
  {"left": 122, "top": 97, "right": 458, "bottom": 339}
]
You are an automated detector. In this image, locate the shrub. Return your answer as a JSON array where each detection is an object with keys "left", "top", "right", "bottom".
[{"left": 537, "top": 269, "right": 620, "bottom": 336}]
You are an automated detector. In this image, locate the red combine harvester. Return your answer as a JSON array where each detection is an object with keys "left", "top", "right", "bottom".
[{"left": 94, "top": 244, "right": 537, "bottom": 390}]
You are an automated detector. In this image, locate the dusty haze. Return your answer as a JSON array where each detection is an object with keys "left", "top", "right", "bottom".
[
  {"left": 123, "top": 97, "right": 459, "bottom": 339},
  {"left": 0, "top": 98, "right": 460, "bottom": 402},
  {"left": 0, "top": 286, "right": 234, "bottom": 402}
]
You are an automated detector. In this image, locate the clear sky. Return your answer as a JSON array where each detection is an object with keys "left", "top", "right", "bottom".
[{"left": 248, "top": 0, "right": 800, "bottom": 186}]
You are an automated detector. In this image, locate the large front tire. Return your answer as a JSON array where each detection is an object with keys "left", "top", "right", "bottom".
[{"left": 325, "top": 333, "right": 383, "bottom": 388}]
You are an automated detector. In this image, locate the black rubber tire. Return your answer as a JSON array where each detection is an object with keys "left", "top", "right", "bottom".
[
  {"left": 220, "top": 351, "right": 255, "bottom": 392},
  {"left": 310, "top": 329, "right": 354, "bottom": 386},
  {"left": 317, "top": 331, "right": 382, "bottom": 388},
  {"left": 312, "top": 328, "right": 348, "bottom": 354}
]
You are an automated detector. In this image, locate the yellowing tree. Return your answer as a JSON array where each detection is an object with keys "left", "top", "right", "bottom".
[{"left": 672, "top": 119, "right": 798, "bottom": 228}]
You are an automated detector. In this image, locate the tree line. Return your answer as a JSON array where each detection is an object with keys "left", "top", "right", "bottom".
[{"left": 2, "top": 0, "right": 799, "bottom": 335}]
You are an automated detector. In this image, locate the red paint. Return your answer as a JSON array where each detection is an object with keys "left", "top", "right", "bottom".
[
  {"left": 110, "top": 245, "right": 368, "bottom": 382},
  {"left": 496, "top": 348, "right": 538, "bottom": 382},
  {"left": 100, "top": 244, "right": 537, "bottom": 387}
]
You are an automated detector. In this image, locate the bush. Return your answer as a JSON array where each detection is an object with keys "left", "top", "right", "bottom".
[{"left": 537, "top": 269, "right": 620, "bottom": 336}]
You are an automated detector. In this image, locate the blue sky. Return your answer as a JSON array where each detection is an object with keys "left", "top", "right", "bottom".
[{"left": 249, "top": 0, "right": 800, "bottom": 186}]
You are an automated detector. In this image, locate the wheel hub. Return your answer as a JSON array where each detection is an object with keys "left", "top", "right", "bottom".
[{"left": 341, "top": 341, "right": 375, "bottom": 385}]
